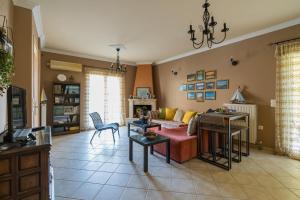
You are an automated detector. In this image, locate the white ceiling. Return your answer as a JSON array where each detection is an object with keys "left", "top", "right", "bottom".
[{"left": 31, "top": 0, "right": 300, "bottom": 64}]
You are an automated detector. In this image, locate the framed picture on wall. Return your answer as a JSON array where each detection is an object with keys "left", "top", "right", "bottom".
[
  {"left": 179, "top": 84, "right": 187, "bottom": 91},
  {"left": 187, "top": 92, "right": 196, "bottom": 100},
  {"left": 216, "top": 80, "right": 229, "bottom": 89},
  {"left": 196, "top": 92, "right": 204, "bottom": 102},
  {"left": 187, "top": 84, "right": 195, "bottom": 91},
  {"left": 196, "top": 70, "right": 205, "bottom": 81},
  {"left": 206, "top": 82, "right": 215, "bottom": 90},
  {"left": 195, "top": 82, "right": 205, "bottom": 90},
  {"left": 136, "top": 87, "right": 150, "bottom": 98},
  {"left": 187, "top": 74, "right": 196, "bottom": 82},
  {"left": 205, "top": 91, "right": 216, "bottom": 100},
  {"left": 205, "top": 70, "right": 217, "bottom": 80}
]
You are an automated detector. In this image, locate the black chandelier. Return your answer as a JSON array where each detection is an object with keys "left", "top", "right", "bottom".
[
  {"left": 110, "top": 48, "right": 126, "bottom": 73},
  {"left": 188, "top": 0, "right": 229, "bottom": 49}
]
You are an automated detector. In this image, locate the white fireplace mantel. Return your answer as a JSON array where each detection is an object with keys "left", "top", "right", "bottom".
[{"left": 128, "top": 99, "right": 157, "bottom": 118}]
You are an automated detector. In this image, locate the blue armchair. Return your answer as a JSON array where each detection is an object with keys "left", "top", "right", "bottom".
[{"left": 89, "top": 112, "right": 120, "bottom": 143}]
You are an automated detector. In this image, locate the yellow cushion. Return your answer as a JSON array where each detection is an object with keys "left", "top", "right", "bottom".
[
  {"left": 182, "top": 111, "right": 197, "bottom": 124},
  {"left": 165, "top": 108, "right": 177, "bottom": 120}
]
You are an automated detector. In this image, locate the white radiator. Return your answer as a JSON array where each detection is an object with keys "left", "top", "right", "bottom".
[{"left": 224, "top": 103, "right": 257, "bottom": 144}]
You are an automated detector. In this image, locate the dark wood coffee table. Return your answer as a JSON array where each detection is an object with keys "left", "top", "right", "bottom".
[
  {"left": 129, "top": 134, "right": 170, "bottom": 172},
  {"left": 128, "top": 120, "right": 161, "bottom": 137}
]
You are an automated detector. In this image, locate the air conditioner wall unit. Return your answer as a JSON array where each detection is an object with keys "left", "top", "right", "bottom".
[{"left": 49, "top": 60, "right": 83, "bottom": 72}]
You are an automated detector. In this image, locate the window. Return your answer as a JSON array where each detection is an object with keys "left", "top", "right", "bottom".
[
  {"left": 275, "top": 41, "right": 300, "bottom": 159},
  {"left": 83, "top": 68, "right": 125, "bottom": 129}
]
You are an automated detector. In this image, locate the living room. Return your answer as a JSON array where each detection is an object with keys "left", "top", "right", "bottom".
[{"left": 1, "top": 0, "right": 300, "bottom": 199}]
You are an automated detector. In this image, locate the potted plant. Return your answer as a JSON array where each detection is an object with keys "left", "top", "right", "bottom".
[{"left": 0, "top": 27, "right": 14, "bottom": 96}]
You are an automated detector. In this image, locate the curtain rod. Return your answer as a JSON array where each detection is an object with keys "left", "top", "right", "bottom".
[
  {"left": 84, "top": 65, "right": 126, "bottom": 74},
  {"left": 84, "top": 65, "right": 112, "bottom": 71},
  {"left": 270, "top": 37, "right": 300, "bottom": 46}
]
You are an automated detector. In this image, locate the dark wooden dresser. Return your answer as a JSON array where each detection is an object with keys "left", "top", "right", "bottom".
[{"left": 0, "top": 127, "right": 52, "bottom": 200}]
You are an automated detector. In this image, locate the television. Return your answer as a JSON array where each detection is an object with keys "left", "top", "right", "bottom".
[{"left": 5, "top": 86, "right": 27, "bottom": 142}]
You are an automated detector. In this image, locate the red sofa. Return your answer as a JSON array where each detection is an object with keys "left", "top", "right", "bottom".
[{"left": 151, "top": 126, "right": 198, "bottom": 163}]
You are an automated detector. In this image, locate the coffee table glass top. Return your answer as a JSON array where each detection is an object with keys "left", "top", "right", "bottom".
[
  {"left": 129, "top": 134, "right": 169, "bottom": 145},
  {"left": 129, "top": 120, "right": 161, "bottom": 128}
]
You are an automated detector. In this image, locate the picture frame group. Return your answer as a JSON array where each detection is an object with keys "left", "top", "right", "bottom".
[
  {"left": 187, "top": 91, "right": 215, "bottom": 101},
  {"left": 180, "top": 69, "right": 229, "bottom": 102},
  {"left": 205, "top": 91, "right": 216, "bottom": 100},
  {"left": 216, "top": 80, "right": 229, "bottom": 89}
]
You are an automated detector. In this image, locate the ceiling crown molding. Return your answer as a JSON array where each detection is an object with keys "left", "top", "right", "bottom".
[
  {"left": 13, "top": 0, "right": 37, "bottom": 9},
  {"left": 42, "top": 48, "right": 137, "bottom": 66},
  {"left": 13, "top": 0, "right": 45, "bottom": 48},
  {"left": 136, "top": 62, "right": 154, "bottom": 65},
  {"left": 156, "top": 17, "right": 300, "bottom": 65}
]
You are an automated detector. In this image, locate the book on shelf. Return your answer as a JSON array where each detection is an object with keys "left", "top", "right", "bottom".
[
  {"left": 53, "top": 115, "right": 69, "bottom": 124},
  {"left": 73, "top": 106, "right": 79, "bottom": 114},
  {"left": 69, "top": 97, "right": 75, "bottom": 104},
  {"left": 54, "top": 85, "right": 62, "bottom": 94},
  {"left": 74, "top": 97, "right": 80, "bottom": 103},
  {"left": 66, "top": 85, "right": 80, "bottom": 94},
  {"left": 54, "top": 96, "right": 64, "bottom": 104},
  {"left": 53, "top": 106, "right": 64, "bottom": 116},
  {"left": 69, "top": 126, "right": 80, "bottom": 131},
  {"left": 70, "top": 115, "right": 78, "bottom": 123},
  {"left": 53, "top": 127, "right": 64, "bottom": 133},
  {"left": 12, "top": 97, "right": 20, "bottom": 105},
  {"left": 64, "top": 106, "right": 74, "bottom": 115}
]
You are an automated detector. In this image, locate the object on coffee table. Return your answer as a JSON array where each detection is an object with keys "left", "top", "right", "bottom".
[{"left": 143, "top": 132, "right": 157, "bottom": 140}]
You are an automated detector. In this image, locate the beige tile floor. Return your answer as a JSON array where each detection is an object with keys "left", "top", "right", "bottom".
[{"left": 52, "top": 127, "right": 300, "bottom": 200}]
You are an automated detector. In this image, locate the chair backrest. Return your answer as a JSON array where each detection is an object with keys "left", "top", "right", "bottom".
[{"left": 89, "top": 112, "right": 104, "bottom": 129}]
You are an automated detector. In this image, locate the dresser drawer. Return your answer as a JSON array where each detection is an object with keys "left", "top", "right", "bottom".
[
  {"left": 21, "top": 193, "right": 40, "bottom": 200},
  {"left": 0, "top": 158, "right": 11, "bottom": 176},
  {"left": 0, "top": 179, "right": 12, "bottom": 198},
  {"left": 19, "top": 153, "right": 40, "bottom": 171},
  {"left": 19, "top": 173, "right": 40, "bottom": 192}
]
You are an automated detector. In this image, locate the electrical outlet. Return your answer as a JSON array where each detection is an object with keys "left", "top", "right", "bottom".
[{"left": 258, "top": 125, "right": 264, "bottom": 131}]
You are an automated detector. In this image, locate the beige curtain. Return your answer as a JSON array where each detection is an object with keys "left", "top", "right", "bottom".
[
  {"left": 275, "top": 40, "right": 300, "bottom": 160},
  {"left": 82, "top": 67, "right": 126, "bottom": 130}
]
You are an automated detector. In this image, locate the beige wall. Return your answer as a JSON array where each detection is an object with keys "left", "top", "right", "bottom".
[
  {"left": 12, "top": 6, "right": 41, "bottom": 127},
  {"left": 40, "top": 52, "right": 136, "bottom": 127},
  {"left": 0, "top": 0, "right": 13, "bottom": 134},
  {"left": 154, "top": 24, "right": 300, "bottom": 148},
  {"left": 0, "top": 0, "right": 13, "bottom": 27}
]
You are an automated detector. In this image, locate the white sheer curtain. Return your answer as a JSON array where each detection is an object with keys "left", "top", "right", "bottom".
[
  {"left": 275, "top": 41, "right": 300, "bottom": 160},
  {"left": 82, "top": 67, "right": 126, "bottom": 130}
]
